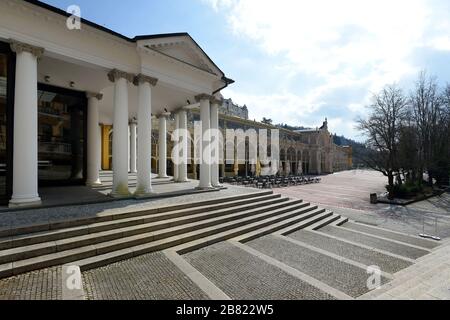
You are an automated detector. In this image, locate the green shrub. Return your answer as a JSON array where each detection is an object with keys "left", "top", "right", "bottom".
[{"left": 386, "top": 182, "right": 424, "bottom": 199}]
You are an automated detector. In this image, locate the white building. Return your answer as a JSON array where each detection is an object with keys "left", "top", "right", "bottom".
[{"left": 0, "top": 0, "right": 233, "bottom": 207}]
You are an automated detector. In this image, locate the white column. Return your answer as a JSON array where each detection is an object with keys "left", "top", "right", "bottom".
[
  {"left": 178, "top": 108, "right": 188, "bottom": 182},
  {"left": 129, "top": 121, "right": 137, "bottom": 173},
  {"left": 127, "top": 125, "right": 131, "bottom": 172},
  {"left": 134, "top": 74, "right": 157, "bottom": 196},
  {"left": 196, "top": 94, "right": 212, "bottom": 189},
  {"left": 210, "top": 99, "right": 222, "bottom": 187},
  {"left": 86, "top": 92, "right": 103, "bottom": 186},
  {"left": 173, "top": 112, "right": 179, "bottom": 182},
  {"left": 108, "top": 69, "right": 133, "bottom": 197},
  {"left": 9, "top": 41, "right": 44, "bottom": 207},
  {"left": 158, "top": 113, "right": 170, "bottom": 178}
]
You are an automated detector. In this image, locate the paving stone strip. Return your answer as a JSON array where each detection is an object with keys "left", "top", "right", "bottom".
[
  {"left": 319, "top": 226, "right": 430, "bottom": 260},
  {"left": 247, "top": 235, "right": 390, "bottom": 298},
  {"left": 184, "top": 241, "right": 335, "bottom": 300},
  {"left": 342, "top": 222, "right": 440, "bottom": 249},
  {"left": 288, "top": 229, "right": 412, "bottom": 274}
]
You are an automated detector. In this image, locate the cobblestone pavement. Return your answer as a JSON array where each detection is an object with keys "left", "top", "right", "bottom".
[
  {"left": 274, "top": 170, "right": 450, "bottom": 239},
  {"left": 184, "top": 241, "right": 335, "bottom": 300},
  {"left": 247, "top": 235, "right": 389, "bottom": 298},
  {"left": 0, "top": 267, "right": 61, "bottom": 300},
  {"left": 82, "top": 252, "right": 209, "bottom": 300},
  {"left": 288, "top": 229, "right": 412, "bottom": 274}
]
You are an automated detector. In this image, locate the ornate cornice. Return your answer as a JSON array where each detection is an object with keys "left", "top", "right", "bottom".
[
  {"left": 9, "top": 40, "right": 44, "bottom": 58},
  {"left": 195, "top": 93, "right": 214, "bottom": 103},
  {"left": 86, "top": 92, "right": 103, "bottom": 100},
  {"left": 133, "top": 73, "right": 158, "bottom": 86},
  {"left": 107, "top": 69, "right": 135, "bottom": 83}
]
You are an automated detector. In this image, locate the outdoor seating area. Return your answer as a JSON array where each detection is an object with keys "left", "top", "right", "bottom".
[{"left": 220, "top": 175, "right": 322, "bottom": 189}]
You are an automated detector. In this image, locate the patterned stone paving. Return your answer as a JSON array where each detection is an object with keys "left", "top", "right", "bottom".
[
  {"left": 0, "top": 266, "right": 61, "bottom": 300},
  {"left": 319, "top": 226, "right": 430, "bottom": 259},
  {"left": 82, "top": 252, "right": 209, "bottom": 300},
  {"left": 288, "top": 229, "right": 412, "bottom": 274},
  {"left": 247, "top": 235, "right": 389, "bottom": 297},
  {"left": 184, "top": 241, "right": 335, "bottom": 300}
]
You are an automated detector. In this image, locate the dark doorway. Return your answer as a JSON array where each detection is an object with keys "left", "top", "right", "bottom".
[
  {"left": 37, "top": 84, "right": 87, "bottom": 186},
  {"left": 0, "top": 41, "right": 15, "bottom": 205}
]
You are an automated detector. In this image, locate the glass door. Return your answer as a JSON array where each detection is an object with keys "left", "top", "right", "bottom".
[{"left": 37, "top": 84, "right": 87, "bottom": 186}]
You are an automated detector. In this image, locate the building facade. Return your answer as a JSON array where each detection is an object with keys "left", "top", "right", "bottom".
[
  {"left": 0, "top": 0, "right": 352, "bottom": 207},
  {"left": 0, "top": 0, "right": 232, "bottom": 206}
]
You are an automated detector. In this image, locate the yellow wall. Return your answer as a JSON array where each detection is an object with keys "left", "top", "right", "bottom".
[{"left": 101, "top": 124, "right": 112, "bottom": 170}]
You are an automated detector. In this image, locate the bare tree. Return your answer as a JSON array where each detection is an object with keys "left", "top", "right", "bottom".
[
  {"left": 409, "top": 71, "right": 443, "bottom": 186},
  {"left": 357, "top": 84, "right": 407, "bottom": 198}
]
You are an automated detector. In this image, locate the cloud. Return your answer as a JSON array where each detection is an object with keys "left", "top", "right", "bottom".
[{"left": 202, "top": 0, "right": 450, "bottom": 139}]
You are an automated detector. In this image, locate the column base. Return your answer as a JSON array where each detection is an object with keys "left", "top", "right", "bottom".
[
  {"left": 158, "top": 175, "right": 169, "bottom": 179},
  {"left": 212, "top": 184, "right": 224, "bottom": 188},
  {"left": 196, "top": 185, "right": 215, "bottom": 191},
  {"left": 134, "top": 189, "right": 155, "bottom": 199},
  {"left": 110, "top": 190, "right": 132, "bottom": 198},
  {"left": 9, "top": 196, "right": 42, "bottom": 208},
  {"left": 86, "top": 180, "right": 102, "bottom": 187}
]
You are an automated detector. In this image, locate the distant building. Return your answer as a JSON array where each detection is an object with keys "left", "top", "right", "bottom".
[
  {"left": 220, "top": 98, "right": 249, "bottom": 120},
  {"left": 135, "top": 110, "right": 353, "bottom": 179}
]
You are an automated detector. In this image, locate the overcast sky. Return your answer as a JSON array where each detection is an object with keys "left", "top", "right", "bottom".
[{"left": 42, "top": 0, "right": 450, "bottom": 141}]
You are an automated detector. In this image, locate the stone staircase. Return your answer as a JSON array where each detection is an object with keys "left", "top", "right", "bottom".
[
  {"left": 171, "top": 215, "right": 444, "bottom": 300},
  {"left": 0, "top": 190, "right": 341, "bottom": 278}
]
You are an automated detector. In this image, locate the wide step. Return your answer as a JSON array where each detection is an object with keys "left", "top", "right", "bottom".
[
  {"left": 0, "top": 194, "right": 283, "bottom": 251},
  {"left": 0, "top": 191, "right": 274, "bottom": 238},
  {"left": 0, "top": 198, "right": 310, "bottom": 276}
]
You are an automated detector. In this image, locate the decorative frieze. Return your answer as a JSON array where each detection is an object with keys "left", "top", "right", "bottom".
[
  {"left": 133, "top": 73, "right": 158, "bottom": 86},
  {"left": 9, "top": 40, "right": 44, "bottom": 58},
  {"left": 107, "top": 69, "right": 134, "bottom": 83}
]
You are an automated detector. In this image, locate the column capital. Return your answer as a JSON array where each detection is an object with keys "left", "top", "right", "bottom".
[
  {"left": 133, "top": 73, "right": 158, "bottom": 87},
  {"left": 9, "top": 40, "right": 44, "bottom": 58},
  {"left": 195, "top": 93, "right": 214, "bottom": 102},
  {"left": 86, "top": 92, "right": 103, "bottom": 100},
  {"left": 176, "top": 106, "right": 191, "bottom": 113},
  {"left": 210, "top": 98, "right": 223, "bottom": 106},
  {"left": 107, "top": 69, "right": 134, "bottom": 83},
  {"left": 129, "top": 118, "right": 138, "bottom": 125},
  {"left": 158, "top": 112, "right": 171, "bottom": 119}
]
